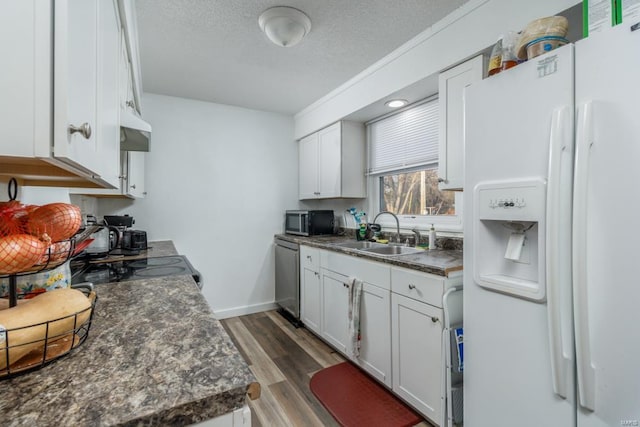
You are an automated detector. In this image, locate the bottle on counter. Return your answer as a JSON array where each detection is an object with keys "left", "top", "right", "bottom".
[
  {"left": 428, "top": 224, "right": 437, "bottom": 251},
  {"left": 487, "top": 36, "right": 503, "bottom": 76}
]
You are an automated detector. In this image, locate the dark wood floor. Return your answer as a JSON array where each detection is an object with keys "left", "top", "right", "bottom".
[{"left": 221, "top": 310, "right": 431, "bottom": 427}]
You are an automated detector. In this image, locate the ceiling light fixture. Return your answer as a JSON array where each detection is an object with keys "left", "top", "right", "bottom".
[
  {"left": 385, "top": 99, "right": 408, "bottom": 108},
  {"left": 258, "top": 6, "right": 311, "bottom": 48}
]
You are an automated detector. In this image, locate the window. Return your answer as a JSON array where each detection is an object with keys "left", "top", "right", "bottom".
[
  {"left": 367, "top": 96, "right": 462, "bottom": 231},
  {"left": 380, "top": 168, "right": 455, "bottom": 216}
]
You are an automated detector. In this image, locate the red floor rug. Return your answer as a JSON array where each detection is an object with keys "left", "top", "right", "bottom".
[{"left": 310, "top": 362, "right": 423, "bottom": 427}]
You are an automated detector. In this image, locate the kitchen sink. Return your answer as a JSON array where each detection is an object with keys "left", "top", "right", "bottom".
[
  {"left": 361, "top": 245, "right": 423, "bottom": 256},
  {"left": 334, "top": 241, "right": 387, "bottom": 249}
]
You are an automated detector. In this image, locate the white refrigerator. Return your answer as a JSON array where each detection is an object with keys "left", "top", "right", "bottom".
[{"left": 463, "top": 21, "right": 640, "bottom": 427}]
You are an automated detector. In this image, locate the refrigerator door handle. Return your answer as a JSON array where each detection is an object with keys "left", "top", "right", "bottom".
[
  {"left": 573, "top": 101, "right": 597, "bottom": 411},
  {"left": 545, "top": 105, "right": 573, "bottom": 399}
]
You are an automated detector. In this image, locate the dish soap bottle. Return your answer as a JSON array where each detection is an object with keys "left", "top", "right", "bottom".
[{"left": 428, "top": 224, "right": 436, "bottom": 251}]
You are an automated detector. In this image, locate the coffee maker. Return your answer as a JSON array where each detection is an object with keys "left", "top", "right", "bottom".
[{"left": 103, "top": 215, "right": 147, "bottom": 254}]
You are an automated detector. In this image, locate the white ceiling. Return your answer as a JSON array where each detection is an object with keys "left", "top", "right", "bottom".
[{"left": 135, "top": 0, "right": 470, "bottom": 116}]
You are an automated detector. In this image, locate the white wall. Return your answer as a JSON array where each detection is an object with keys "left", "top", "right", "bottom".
[{"left": 98, "top": 93, "right": 298, "bottom": 318}]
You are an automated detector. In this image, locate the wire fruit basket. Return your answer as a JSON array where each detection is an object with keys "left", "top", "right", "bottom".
[
  {"left": 0, "top": 286, "right": 97, "bottom": 379},
  {"left": 0, "top": 178, "right": 99, "bottom": 378}
]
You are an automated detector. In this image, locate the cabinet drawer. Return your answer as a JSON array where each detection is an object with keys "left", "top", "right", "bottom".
[
  {"left": 300, "top": 245, "right": 320, "bottom": 271},
  {"left": 322, "top": 250, "right": 390, "bottom": 290},
  {"left": 391, "top": 267, "right": 444, "bottom": 307}
]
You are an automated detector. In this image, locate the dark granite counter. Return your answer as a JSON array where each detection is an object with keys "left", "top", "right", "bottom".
[
  {"left": 276, "top": 234, "right": 463, "bottom": 277},
  {"left": 0, "top": 274, "right": 256, "bottom": 426}
]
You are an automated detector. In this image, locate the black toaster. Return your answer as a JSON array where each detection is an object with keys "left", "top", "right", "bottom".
[{"left": 121, "top": 230, "right": 148, "bottom": 251}]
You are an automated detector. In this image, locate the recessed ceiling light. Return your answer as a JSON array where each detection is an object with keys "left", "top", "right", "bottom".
[{"left": 385, "top": 99, "right": 408, "bottom": 108}]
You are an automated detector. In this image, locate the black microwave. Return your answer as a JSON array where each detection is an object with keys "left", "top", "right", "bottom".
[{"left": 285, "top": 210, "right": 334, "bottom": 236}]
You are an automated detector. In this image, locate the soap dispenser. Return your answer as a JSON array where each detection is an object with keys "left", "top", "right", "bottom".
[{"left": 428, "top": 224, "right": 436, "bottom": 250}]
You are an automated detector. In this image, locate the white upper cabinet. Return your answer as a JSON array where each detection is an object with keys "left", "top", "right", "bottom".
[
  {"left": 53, "top": 0, "right": 100, "bottom": 177},
  {"left": 298, "top": 121, "right": 366, "bottom": 200},
  {"left": 298, "top": 132, "right": 320, "bottom": 200},
  {"left": 69, "top": 1, "right": 147, "bottom": 199},
  {"left": 437, "top": 55, "right": 484, "bottom": 191},
  {"left": 119, "top": 31, "right": 138, "bottom": 115},
  {"left": 125, "top": 151, "right": 146, "bottom": 198},
  {"left": 0, "top": 0, "right": 121, "bottom": 188},
  {"left": 96, "top": 0, "right": 122, "bottom": 188},
  {"left": 317, "top": 123, "right": 342, "bottom": 198},
  {"left": 70, "top": 150, "right": 146, "bottom": 199}
]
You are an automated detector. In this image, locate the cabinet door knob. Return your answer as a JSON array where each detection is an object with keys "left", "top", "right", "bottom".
[
  {"left": 408, "top": 284, "right": 416, "bottom": 290},
  {"left": 307, "top": 255, "right": 312, "bottom": 260},
  {"left": 431, "top": 316, "right": 439, "bottom": 323},
  {"left": 126, "top": 100, "right": 135, "bottom": 108},
  {"left": 130, "top": 184, "right": 136, "bottom": 189},
  {"left": 437, "top": 177, "right": 446, "bottom": 183},
  {"left": 314, "top": 271, "right": 319, "bottom": 277},
  {"left": 343, "top": 282, "right": 349, "bottom": 288},
  {"left": 69, "top": 123, "right": 92, "bottom": 139}
]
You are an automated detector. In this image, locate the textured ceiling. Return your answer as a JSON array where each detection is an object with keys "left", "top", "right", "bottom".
[{"left": 135, "top": 0, "right": 470, "bottom": 115}]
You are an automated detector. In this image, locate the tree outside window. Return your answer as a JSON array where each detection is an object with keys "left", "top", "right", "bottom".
[{"left": 380, "top": 168, "right": 455, "bottom": 216}]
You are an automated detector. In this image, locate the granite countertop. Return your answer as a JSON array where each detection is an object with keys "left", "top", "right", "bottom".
[
  {"left": 276, "top": 234, "right": 463, "bottom": 277},
  {"left": 0, "top": 274, "right": 256, "bottom": 426}
]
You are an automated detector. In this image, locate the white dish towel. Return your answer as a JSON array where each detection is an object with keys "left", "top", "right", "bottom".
[{"left": 348, "top": 276, "right": 364, "bottom": 359}]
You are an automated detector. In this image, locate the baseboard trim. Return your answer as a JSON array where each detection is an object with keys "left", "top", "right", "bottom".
[{"left": 213, "top": 302, "right": 279, "bottom": 319}]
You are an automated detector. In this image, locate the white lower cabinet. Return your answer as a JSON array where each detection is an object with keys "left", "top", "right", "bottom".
[
  {"left": 320, "top": 250, "right": 391, "bottom": 381},
  {"left": 298, "top": 245, "right": 461, "bottom": 426},
  {"left": 300, "top": 246, "right": 321, "bottom": 334},
  {"left": 357, "top": 282, "right": 392, "bottom": 387},
  {"left": 391, "top": 293, "right": 443, "bottom": 424},
  {"left": 320, "top": 269, "right": 350, "bottom": 354},
  {"left": 301, "top": 267, "right": 321, "bottom": 334}
]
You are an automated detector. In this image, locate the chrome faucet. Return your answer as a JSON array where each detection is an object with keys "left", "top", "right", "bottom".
[
  {"left": 373, "top": 211, "right": 401, "bottom": 243},
  {"left": 411, "top": 228, "right": 421, "bottom": 246}
]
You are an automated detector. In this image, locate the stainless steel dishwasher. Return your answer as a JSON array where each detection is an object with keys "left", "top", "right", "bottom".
[{"left": 274, "top": 237, "right": 300, "bottom": 324}]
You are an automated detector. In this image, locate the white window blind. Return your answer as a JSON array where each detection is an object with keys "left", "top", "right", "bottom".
[{"left": 368, "top": 98, "right": 439, "bottom": 175}]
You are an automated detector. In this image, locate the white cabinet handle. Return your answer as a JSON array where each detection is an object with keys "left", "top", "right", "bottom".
[{"left": 69, "top": 123, "right": 92, "bottom": 139}]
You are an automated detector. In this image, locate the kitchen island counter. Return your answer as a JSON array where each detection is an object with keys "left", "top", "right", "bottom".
[{"left": 0, "top": 274, "right": 256, "bottom": 426}]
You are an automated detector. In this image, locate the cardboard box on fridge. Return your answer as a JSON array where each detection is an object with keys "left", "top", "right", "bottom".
[{"left": 583, "top": 0, "right": 616, "bottom": 37}]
